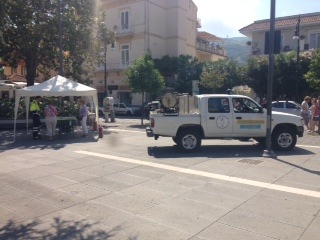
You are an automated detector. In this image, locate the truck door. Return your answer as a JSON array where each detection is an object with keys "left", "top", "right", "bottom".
[
  {"left": 204, "top": 97, "right": 233, "bottom": 137},
  {"left": 232, "top": 97, "right": 266, "bottom": 137}
]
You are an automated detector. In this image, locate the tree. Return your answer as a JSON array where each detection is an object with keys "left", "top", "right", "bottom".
[
  {"left": 153, "top": 55, "right": 179, "bottom": 77},
  {"left": 244, "top": 50, "right": 317, "bottom": 101},
  {"left": 0, "top": 0, "right": 98, "bottom": 86},
  {"left": 175, "top": 55, "right": 203, "bottom": 94},
  {"left": 200, "top": 59, "right": 245, "bottom": 94},
  {"left": 305, "top": 49, "right": 320, "bottom": 93},
  {"left": 125, "top": 52, "right": 165, "bottom": 125},
  {"left": 200, "top": 61, "right": 227, "bottom": 92},
  {"left": 244, "top": 56, "right": 269, "bottom": 98}
]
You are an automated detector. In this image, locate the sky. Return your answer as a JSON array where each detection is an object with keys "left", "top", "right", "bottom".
[{"left": 193, "top": 0, "right": 320, "bottom": 38}]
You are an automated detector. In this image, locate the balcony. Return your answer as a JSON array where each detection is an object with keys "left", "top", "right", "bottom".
[
  {"left": 196, "top": 42, "right": 226, "bottom": 56},
  {"left": 96, "top": 62, "right": 130, "bottom": 71},
  {"left": 114, "top": 25, "right": 134, "bottom": 38}
]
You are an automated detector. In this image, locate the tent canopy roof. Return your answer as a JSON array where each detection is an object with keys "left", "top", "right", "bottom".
[{"left": 16, "top": 75, "right": 96, "bottom": 97}]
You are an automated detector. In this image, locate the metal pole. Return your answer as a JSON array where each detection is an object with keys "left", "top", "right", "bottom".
[
  {"left": 104, "top": 44, "right": 108, "bottom": 97},
  {"left": 295, "top": 16, "right": 301, "bottom": 102},
  {"left": 263, "top": 0, "right": 276, "bottom": 158},
  {"left": 58, "top": 0, "right": 63, "bottom": 76}
]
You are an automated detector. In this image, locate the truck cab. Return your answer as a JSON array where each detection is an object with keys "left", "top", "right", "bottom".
[{"left": 200, "top": 95, "right": 265, "bottom": 138}]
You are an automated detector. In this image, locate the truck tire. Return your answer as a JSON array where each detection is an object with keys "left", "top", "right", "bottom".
[
  {"left": 271, "top": 128, "right": 296, "bottom": 151},
  {"left": 177, "top": 130, "right": 201, "bottom": 152}
]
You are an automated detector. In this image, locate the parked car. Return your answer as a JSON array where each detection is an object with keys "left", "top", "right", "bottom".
[
  {"left": 113, "top": 103, "right": 140, "bottom": 115},
  {"left": 271, "top": 101, "right": 301, "bottom": 116}
]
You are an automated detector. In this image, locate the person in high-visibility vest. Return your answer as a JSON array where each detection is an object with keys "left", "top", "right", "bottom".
[{"left": 30, "top": 96, "right": 42, "bottom": 139}]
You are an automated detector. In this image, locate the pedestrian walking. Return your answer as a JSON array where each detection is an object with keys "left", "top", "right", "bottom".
[
  {"left": 44, "top": 98, "right": 58, "bottom": 141},
  {"left": 30, "top": 96, "right": 42, "bottom": 139},
  {"left": 301, "top": 96, "right": 311, "bottom": 132},
  {"left": 309, "top": 98, "right": 318, "bottom": 134},
  {"left": 315, "top": 96, "right": 320, "bottom": 134},
  {"left": 78, "top": 99, "right": 88, "bottom": 137}
]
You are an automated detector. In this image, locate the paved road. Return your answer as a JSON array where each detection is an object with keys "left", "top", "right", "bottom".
[{"left": 0, "top": 118, "right": 319, "bottom": 240}]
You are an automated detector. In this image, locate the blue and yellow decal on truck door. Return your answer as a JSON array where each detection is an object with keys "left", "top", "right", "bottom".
[{"left": 236, "top": 119, "right": 265, "bottom": 129}]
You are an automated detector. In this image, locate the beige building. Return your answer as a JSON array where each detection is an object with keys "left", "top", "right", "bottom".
[{"left": 95, "top": 0, "right": 226, "bottom": 105}]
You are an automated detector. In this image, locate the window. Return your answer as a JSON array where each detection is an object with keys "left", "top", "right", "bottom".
[
  {"left": 121, "top": 44, "right": 129, "bottom": 66},
  {"left": 310, "top": 33, "right": 320, "bottom": 49},
  {"left": 286, "top": 102, "right": 300, "bottom": 109},
  {"left": 21, "top": 66, "right": 26, "bottom": 75},
  {"left": 11, "top": 68, "right": 17, "bottom": 74},
  {"left": 208, "top": 98, "right": 230, "bottom": 113},
  {"left": 121, "top": 11, "right": 129, "bottom": 30},
  {"left": 232, "top": 98, "right": 260, "bottom": 113},
  {"left": 272, "top": 102, "right": 284, "bottom": 108}
]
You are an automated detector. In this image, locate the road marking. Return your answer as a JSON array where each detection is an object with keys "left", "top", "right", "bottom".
[{"left": 76, "top": 150, "right": 320, "bottom": 199}]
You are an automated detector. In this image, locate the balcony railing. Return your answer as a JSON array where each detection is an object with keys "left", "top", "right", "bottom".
[
  {"left": 196, "top": 42, "right": 226, "bottom": 56},
  {"left": 96, "top": 62, "right": 130, "bottom": 71},
  {"left": 115, "top": 27, "right": 133, "bottom": 38}
]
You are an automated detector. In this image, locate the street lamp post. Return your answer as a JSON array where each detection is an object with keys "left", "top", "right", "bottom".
[
  {"left": 293, "top": 15, "right": 301, "bottom": 102},
  {"left": 58, "top": 0, "right": 63, "bottom": 76},
  {"left": 103, "top": 42, "right": 115, "bottom": 98},
  {"left": 104, "top": 44, "right": 108, "bottom": 97}
]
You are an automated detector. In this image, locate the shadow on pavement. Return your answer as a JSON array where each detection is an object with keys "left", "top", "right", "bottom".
[
  {"left": 272, "top": 157, "right": 320, "bottom": 176},
  {"left": 0, "top": 218, "right": 123, "bottom": 240},
  {"left": 0, "top": 130, "right": 99, "bottom": 152},
  {"left": 147, "top": 144, "right": 319, "bottom": 176},
  {"left": 147, "top": 144, "right": 315, "bottom": 159}
]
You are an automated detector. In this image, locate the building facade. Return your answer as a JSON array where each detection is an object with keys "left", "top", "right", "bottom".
[
  {"left": 95, "top": 0, "right": 226, "bottom": 105},
  {"left": 239, "top": 12, "right": 320, "bottom": 56},
  {"left": 1, "top": 0, "right": 226, "bottom": 104}
]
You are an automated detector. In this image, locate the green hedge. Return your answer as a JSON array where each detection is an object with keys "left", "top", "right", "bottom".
[{"left": 0, "top": 97, "right": 80, "bottom": 120}]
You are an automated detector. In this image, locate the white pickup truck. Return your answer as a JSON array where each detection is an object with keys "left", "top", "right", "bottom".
[{"left": 146, "top": 94, "right": 304, "bottom": 152}]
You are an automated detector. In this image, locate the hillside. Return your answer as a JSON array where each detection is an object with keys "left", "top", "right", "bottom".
[{"left": 224, "top": 37, "right": 250, "bottom": 64}]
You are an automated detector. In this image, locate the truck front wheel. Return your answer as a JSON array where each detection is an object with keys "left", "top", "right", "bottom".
[
  {"left": 271, "top": 128, "right": 296, "bottom": 151},
  {"left": 177, "top": 130, "right": 201, "bottom": 152}
]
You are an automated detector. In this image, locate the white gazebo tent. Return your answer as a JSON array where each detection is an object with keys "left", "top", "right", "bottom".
[{"left": 14, "top": 75, "right": 99, "bottom": 141}]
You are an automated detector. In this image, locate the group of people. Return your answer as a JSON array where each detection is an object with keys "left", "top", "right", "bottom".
[
  {"left": 301, "top": 96, "right": 320, "bottom": 135},
  {"left": 30, "top": 96, "right": 89, "bottom": 140}
]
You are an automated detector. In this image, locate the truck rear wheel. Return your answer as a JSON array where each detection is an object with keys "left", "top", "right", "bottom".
[
  {"left": 177, "top": 130, "right": 201, "bottom": 152},
  {"left": 271, "top": 128, "right": 296, "bottom": 151}
]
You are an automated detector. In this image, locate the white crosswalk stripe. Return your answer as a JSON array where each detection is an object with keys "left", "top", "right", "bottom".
[{"left": 76, "top": 150, "right": 320, "bottom": 199}]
